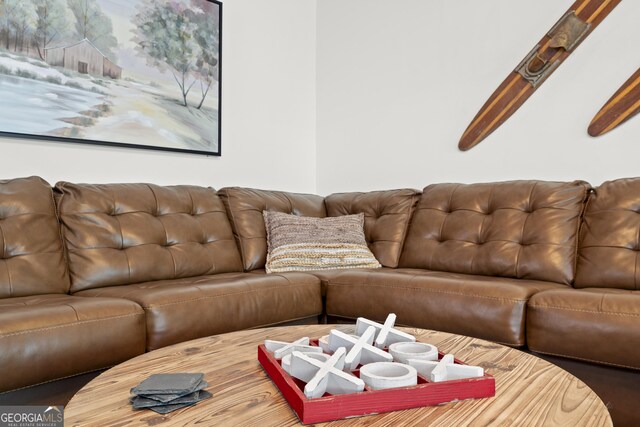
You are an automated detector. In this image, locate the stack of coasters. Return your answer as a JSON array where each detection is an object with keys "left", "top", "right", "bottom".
[{"left": 130, "top": 373, "right": 212, "bottom": 414}]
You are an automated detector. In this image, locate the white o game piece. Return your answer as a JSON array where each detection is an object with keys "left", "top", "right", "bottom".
[
  {"left": 359, "top": 362, "right": 417, "bottom": 390},
  {"left": 389, "top": 342, "right": 438, "bottom": 364}
]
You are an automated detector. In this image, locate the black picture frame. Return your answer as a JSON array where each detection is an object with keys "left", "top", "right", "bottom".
[{"left": 0, "top": 0, "right": 222, "bottom": 156}]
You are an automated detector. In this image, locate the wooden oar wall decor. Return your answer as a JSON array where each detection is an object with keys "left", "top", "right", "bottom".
[
  {"left": 458, "top": 0, "right": 622, "bottom": 151},
  {"left": 588, "top": 67, "right": 640, "bottom": 136}
]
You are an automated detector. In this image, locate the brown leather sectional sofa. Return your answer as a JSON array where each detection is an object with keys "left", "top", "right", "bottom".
[{"left": 1, "top": 176, "right": 639, "bottom": 425}]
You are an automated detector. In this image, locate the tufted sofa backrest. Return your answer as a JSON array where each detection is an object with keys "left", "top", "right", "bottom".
[
  {"left": 399, "top": 180, "right": 590, "bottom": 285},
  {"left": 219, "top": 187, "right": 327, "bottom": 271},
  {"left": 56, "top": 182, "right": 243, "bottom": 292},
  {"left": 220, "top": 187, "right": 421, "bottom": 271},
  {"left": 325, "top": 189, "right": 420, "bottom": 268},
  {"left": 0, "top": 177, "right": 69, "bottom": 298},
  {"left": 576, "top": 178, "right": 640, "bottom": 289}
]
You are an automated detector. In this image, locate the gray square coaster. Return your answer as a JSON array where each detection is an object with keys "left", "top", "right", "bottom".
[
  {"left": 131, "top": 373, "right": 204, "bottom": 396},
  {"left": 133, "top": 381, "right": 209, "bottom": 403},
  {"left": 145, "top": 391, "right": 213, "bottom": 414}
]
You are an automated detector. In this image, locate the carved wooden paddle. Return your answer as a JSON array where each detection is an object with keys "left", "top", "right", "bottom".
[
  {"left": 588, "top": 67, "right": 640, "bottom": 136},
  {"left": 459, "top": 0, "right": 622, "bottom": 151}
]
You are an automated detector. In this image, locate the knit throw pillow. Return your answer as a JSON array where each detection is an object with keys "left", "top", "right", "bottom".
[{"left": 263, "top": 211, "right": 382, "bottom": 273}]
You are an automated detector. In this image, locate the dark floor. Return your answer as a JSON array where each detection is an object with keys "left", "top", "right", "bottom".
[
  {"left": 0, "top": 371, "right": 102, "bottom": 407},
  {"left": 533, "top": 353, "right": 640, "bottom": 427}
]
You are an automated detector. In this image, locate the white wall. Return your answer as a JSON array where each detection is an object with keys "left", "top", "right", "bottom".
[
  {"left": 316, "top": 0, "right": 640, "bottom": 194},
  {"left": 0, "top": 0, "right": 317, "bottom": 192},
  {"left": 4, "top": 1, "right": 639, "bottom": 195}
]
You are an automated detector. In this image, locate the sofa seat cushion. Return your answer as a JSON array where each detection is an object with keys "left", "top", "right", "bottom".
[
  {"left": 75, "top": 272, "right": 322, "bottom": 350},
  {"left": 325, "top": 269, "right": 564, "bottom": 346},
  {"left": 528, "top": 288, "right": 640, "bottom": 369},
  {"left": 0, "top": 295, "right": 145, "bottom": 392},
  {"left": 250, "top": 268, "right": 393, "bottom": 296}
]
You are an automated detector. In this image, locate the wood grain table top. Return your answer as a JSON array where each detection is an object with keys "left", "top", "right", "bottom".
[{"left": 64, "top": 325, "right": 612, "bottom": 426}]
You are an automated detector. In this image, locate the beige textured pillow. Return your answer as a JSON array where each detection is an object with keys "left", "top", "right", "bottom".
[{"left": 263, "top": 211, "right": 381, "bottom": 273}]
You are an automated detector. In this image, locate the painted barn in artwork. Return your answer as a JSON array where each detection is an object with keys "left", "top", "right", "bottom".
[{"left": 45, "top": 38, "right": 122, "bottom": 79}]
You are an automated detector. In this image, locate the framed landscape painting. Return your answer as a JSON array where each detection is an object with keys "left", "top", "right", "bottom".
[{"left": 0, "top": 0, "right": 222, "bottom": 155}]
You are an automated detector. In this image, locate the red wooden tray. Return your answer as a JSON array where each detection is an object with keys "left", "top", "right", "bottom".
[{"left": 258, "top": 339, "right": 495, "bottom": 424}]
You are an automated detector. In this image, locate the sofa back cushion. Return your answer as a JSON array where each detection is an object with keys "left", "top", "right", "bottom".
[
  {"left": 0, "top": 176, "right": 69, "bottom": 297},
  {"left": 399, "top": 180, "right": 590, "bottom": 284},
  {"left": 56, "top": 182, "right": 243, "bottom": 292},
  {"left": 218, "top": 187, "right": 326, "bottom": 271},
  {"left": 264, "top": 211, "right": 381, "bottom": 273},
  {"left": 576, "top": 178, "right": 640, "bottom": 289},
  {"left": 325, "top": 189, "right": 420, "bottom": 267}
]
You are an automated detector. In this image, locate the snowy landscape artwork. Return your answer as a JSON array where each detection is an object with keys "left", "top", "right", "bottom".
[{"left": 0, "top": 0, "right": 222, "bottom": 155}]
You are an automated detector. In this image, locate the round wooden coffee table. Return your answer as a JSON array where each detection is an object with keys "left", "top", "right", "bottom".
[{"left": 65, "top": 325, "right": 612, "bottom": 426}]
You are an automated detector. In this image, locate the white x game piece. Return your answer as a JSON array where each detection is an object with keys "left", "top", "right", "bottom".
[
  {"left": 329, "top": 327, "right": 393, "bottom": 371},
  {"left": 439, "top": 363, "right": 484, "bottom": 382},
  {"left": 408, "top": 354, "right": 484, "bottom": 382},
  {"left": 318, "top": 335, "right": 331, "bottom": 353},
  {"left": 264, "top": 337, "right": 323, "bottom": 360},
  {"left": 408, "top": 354, "right": 453, "bottom": 379},
  {"left": 290, "top": 347, "right": 365, "bottom": 399},
  {"left": 282, "top": 352, "right": 330, "bottom": 375},
  {"left": 319, "top": 333, "right": 360, "bottom": 354},
  {"left": 355, "top": 313, "right": 415, "bottom": 348}
]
